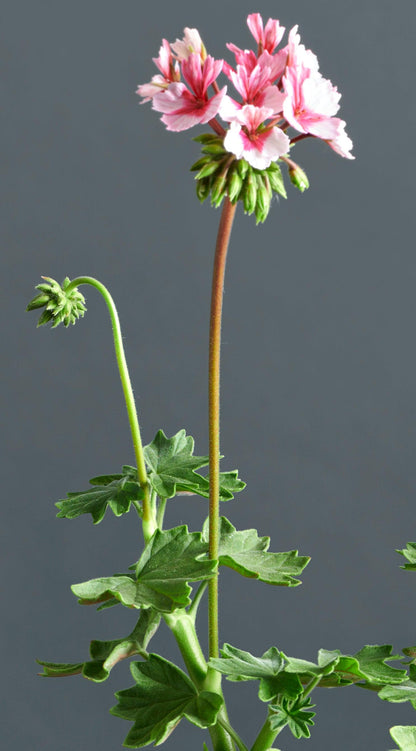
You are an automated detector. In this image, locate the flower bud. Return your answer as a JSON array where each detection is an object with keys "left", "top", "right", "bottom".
[
  {"left": 196, "top": 178, "right": 211, "bottom": 203},
  {"left": 243, "top": 172, "right": 257, "bottom": 215},
  {"left": 237, "top": 159, "right": 249, "bottom": 180},
  {"left": 210, "top": 172, "right": 227, "bottom": 206},
  {"left": 288, "top": 162, "right": 310, "bottom": 192},
  {"left": 27, "top": 276, "right": 86, "bottom": 328},
  {"left": 227, "top": 169, "right": 243, "bottom": 203},
  {"left": 255, "top": 176, "right": 272, "bottom": 223}
]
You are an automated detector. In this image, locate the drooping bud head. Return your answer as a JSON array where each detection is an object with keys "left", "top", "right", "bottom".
[{"left": 27, "top": 276, "right": 87, "bottom": 328}]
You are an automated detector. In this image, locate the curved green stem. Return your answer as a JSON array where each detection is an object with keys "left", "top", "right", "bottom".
[
  {"left": 217, "top": 717, "right": 248, "bottom": 751},
  {"left": 251, "top": 716, "right": 283, "bottom": 751},
  {"left": 66, "top": 276, "right": 156, "bottom": 541},
  {"left": 208, "top": 199, "right": 237, "bottom": 660}
]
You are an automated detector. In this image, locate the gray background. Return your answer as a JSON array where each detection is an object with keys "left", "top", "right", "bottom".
[{"left": 3, "top": 0, "right": 416, "bottom": 748}]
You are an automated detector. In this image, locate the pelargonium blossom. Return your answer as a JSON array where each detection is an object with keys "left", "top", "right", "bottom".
[
  {"left": 152, "top": 53, "right": 226, "bottom": 132},
  {"left": 223, "top": 104, "right": 290, "bottom": 169},
  {"left": 137, "top": 14, "right": 354, "bottom": 219}
]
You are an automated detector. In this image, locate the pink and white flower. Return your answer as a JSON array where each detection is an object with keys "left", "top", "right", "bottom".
[
  {"left": 152, "top": 53, "right": 226, "bottom": 132},
  {"left": 282, "top": 25, "right": 354, "bottom": 156},
  {"left": 223, "top": 105, "right": 290, "bottom": 169},
  {"left": 171, "top": 27, "right": 206, "bottom": 62},
  {"left": 136, "top": 39, "right": 180, "bottom": 102},
  {"left": 247, "top": 12, "right": 285, "bottom": 54}
]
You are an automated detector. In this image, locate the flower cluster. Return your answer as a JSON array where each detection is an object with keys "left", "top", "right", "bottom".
[
  {"left": 26, "top": 277, "right": 86, "bottom": 328},
  {"left": 137, "top": 14, "right": 353, "bottom": 221}
]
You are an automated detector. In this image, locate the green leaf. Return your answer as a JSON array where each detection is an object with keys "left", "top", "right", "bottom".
[
  {"left": 192, "top": 470, "right": 246, "bottom": 502},
  {"left": 209, "top": 643, "right": 303, "bottom": 703},
  {"left": 72, "top": 526, "right": 216, "bottom": 613},
  {"left": 379, "top": 681, "right": 416, "bottom": 708},
  {"left": 353, "top": 645, "right": 407, "bottom": 685},
  {"left": 203, "top": 516, "right": 309, "bottom": 586},
  {"left": 397, "top": 543, "right": 416, "bottom": 570},
  {"left": 269, "top": 696, "right": 315, "bottom": 739},
  {"left": 111, "top": 654, "right": 223, "bottom": 748},
  {"left": 210, "top": 643, "right": 284, "bottom": 681},
  {"left": 144, "top": 429, "right": 245, "bottom": 502},
  {"left": 144, "top": 429, "right": 210, "bottom": 499},
  {"left": 38, "top": 610, "right": 161, "bottom": 682},
  {"left": 56, "top": 465, "right": 143, "bottom": 524},
  {"left": 283, "top": 648, "right": 341, "bottom": 677},
  {"left": 37, "top": 660, "right": 84, "bottom": 677},
  {"left": 390, "top": 726, "right": 416, "bottom": 751}
]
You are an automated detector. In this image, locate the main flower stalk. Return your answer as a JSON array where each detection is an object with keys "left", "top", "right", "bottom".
[{"left": 208, "top": 198, "right": 237, "bottom": 660}]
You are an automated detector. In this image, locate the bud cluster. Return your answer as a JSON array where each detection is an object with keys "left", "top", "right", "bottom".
[
  {"left": 191, "top": 134, "right": 309, "bottom": 223},
  {"left": 27, "top": 276, "right": 86, "bottom": 328}
]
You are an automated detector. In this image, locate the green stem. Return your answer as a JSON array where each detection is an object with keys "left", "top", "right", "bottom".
[
  {"left": 208, "top": 198, "right": 237, "bottom": 660},
  {"left": 156, "top": 496, "right": 167, "bottom": 529},
  {"left": 217, "top": 717, "right": 248, "bottom": 751},
  {"left": 302, "top": 674, "right": 321, "bottom": 698},
  {"left": 188, "top": 581, "right": 208, "bottom": 622},
  {"left": 66, "top": 276, "right": 157, "bottom": 541},
  {"left": 163, "top": 611, "right": 208, "bottom": 688},
  {"left": 251, "top": 716, "right": 283, "bottom": 751}
]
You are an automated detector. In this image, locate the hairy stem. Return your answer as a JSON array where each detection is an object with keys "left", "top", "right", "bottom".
[
  {"left": 208, "top": 199, "right": 237, "bottom": 661},
  {"left": 66, "top": 276, "right": 157, "bottom": 541}
]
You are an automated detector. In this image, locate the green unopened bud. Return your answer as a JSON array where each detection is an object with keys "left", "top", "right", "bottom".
[
  {"left": 210, "top": 172, "right": 227, "bottom": 205},
  {"left": 243, "top": 172, "right": 257, "bottom": 215},
  {"left": 196, "top": 159, "right": 223, "bottom": 180},
  {"left": 267, "top": 164, "right": 287, "bottom": 198},
  {"left": 227, "top": 168, "right": 243, "bottom": 203},
  {"left": 255, "top": 176, "right": 272, "bottom": 224},
  {"left": 288, "top": 162, "right": 309, "bottom": 192},
  {"left": 236, "top": 159, "right": 249, "bottom": 180},
  {"left": 195, "top": 177, "right": 211, "bottom": 203},
  {"left": 27, "top": 276, "right": 87, "bottom": 328},
  {"left": 201, "top": 142, "right": 226, "bottom": 156}
]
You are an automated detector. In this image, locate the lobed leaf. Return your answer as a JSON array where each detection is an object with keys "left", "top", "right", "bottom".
[
  {"left": 353, "top": 645, "right": 407, "bottom": 685},
  {"left": 269, "top": 696, "right": 315, "bottom": 739},
  {"left": 209, "top": 643, "right": 302, "bottom": 703},
  {"left": 144, "top": 429, "right": 245, "bottom": 501},
  {"left": 111, "top": 654, "right": 223, "bottom": 747},
  {"left": 379, "top": 681, "right": 416, "bottom": 709},
  {"left": 72, "top": 526, "right": 216, "bottom": 613},
  {"left": 390, "top": 726, "right": 416, "bottom": 751},
  {"left": 37, "top": 610, "right": 161, "bottom": 682},
  {"left": 203, "top": 516, "right": 309, "bottom": 586},
  {"left": 56, "top": 465, "right": 143, "bottom": 524},
  {"left": 397, "top": 543, "right": 416, "bottom": 570}
]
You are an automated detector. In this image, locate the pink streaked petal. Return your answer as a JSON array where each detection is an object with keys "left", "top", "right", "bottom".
[
  {"left": 302, "top": 74, "right": 341, "bottom": 118},
  {"left": 226, "top": 43, "right": 258, "bottom": 73},
  {"left": 287, "top": 25, "right": 319, "bottom": 72},
  {"left": 247, "top": 13, "right": 264, "bottom": 44},
  {"left": 157, "top": 86, "right": 227, "bottom": 131},
  {"left": 247, "top": 14, "right": 285, "bottom": 54},
  {"left": 235, "top": 103, "right": 274, "bottom": 132},
  {"left": 153, "top": 39, "right": 173, "bottom": 78},
  {"left": 225, "top": 122, "right": 289, "bottom": 169},
  {"left": 305, "top": 117, "right": 341, "bottom": 139},
  {"left": 264, "top": 18, "right": 285, "bottom": 52},
  {"left": 219, "top": 94, "right": 242, "bottom": 122},
  {"left": 136, "top": 75, "right": 169, "bottom": 102},
  {"left": 257, "top": 49, "right": 287, "bottom": 83},
  {"left": 171, "top": 27, "right": 205, "bottom": 61},
  {"left": 255, "top": 85, "right": 286, "bottom": 115},
  {"left": 224, "top": 122, "right": 246, "bottom": 160},
  {"left": 327, "top": 121, "right": 354, "bottom": 159},
  {"left": 181, "top": 54, "right": 223, "bottom": 98},
  {"left": 152, "top": 83, "right": 189, "bottom": 114}
]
